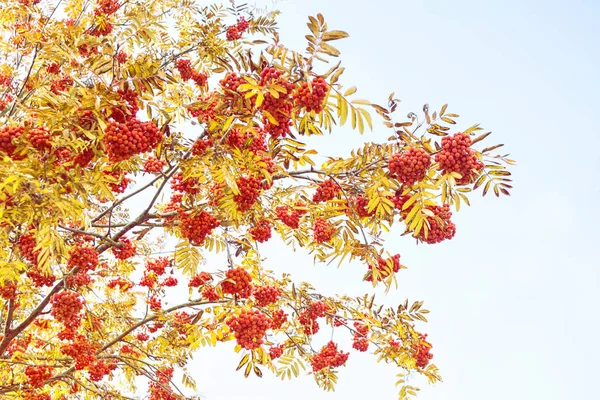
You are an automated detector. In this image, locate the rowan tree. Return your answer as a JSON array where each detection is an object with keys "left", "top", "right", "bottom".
[{"left": 0, "top": 1, "right": 514, "bottom": 399}]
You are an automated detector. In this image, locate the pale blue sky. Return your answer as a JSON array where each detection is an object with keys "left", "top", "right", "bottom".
[{"left": 183, "top": 1, "right": 600, "bottom": 399}]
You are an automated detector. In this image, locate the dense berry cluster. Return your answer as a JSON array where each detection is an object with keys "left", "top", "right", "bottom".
[
  {"left": 112, "top": 237, "right": 136, "bottom": 260},
  {"left": 191, "top": 138, "right": 213, "bottom": 156},
  {"left": 221, "top": 267, "right": 253, "bottom": 298},
  {"left": 276, "top": 206, "right": 300, "bottom": 229},
  {"left": 146, "top": 257, "right": 169, "bottom": 275},
  {"left": 226, "top": 309, "right": 270, "bottom": 350},
  {"left": 104, "top": 170, "right": 131, "bottom": 193},
  {"left": 162, "top": 276, "right": 178, "bottom": 287},
  {"left": 175, "top": 59, "right": 208, "bottom": 87},
  {"left": 103, "top": 118, "right": 162, "bottom": 162},
  {"left": 189, "top": 271, "right": 212, "bottom": 287},
  {"left": 50, "top": 76, "right": 73, "bottom": 94},
  {"left": 293, "top": 77, "right": 328, "bottom": 113},
  {"left": 27, "top": 268, "right": 56, "bottom": 287},
  {"left": 350, "top": 196, "right": 375, "bottom": 218},
  {"left": 107, "top": 277, "right": 133, "bottom": 291},
  {"left": 226, "top": 17, "right": 249, "bottom": 41},
  {"left": 110, "top": 87, "right": 139, "bottom": 123},
  {"left": 313, "top": 217, "right": 335, "bottom": 243},
  {"left": 269, "top": 344, "right": 284, "bottom": 359},
  {"left": 60, "top": 336, "right": 97, "bottom": 369},
  {"left": 0, "top": 126, "right": 24, "bottom": 158},
  {"left": 19, "top": 233, "right": 40, "bottom": 264},
  {"left": 50, "top": 290, "right": 83, "bottom": 330},
  {"left": 412, "top": 334, "right": 433, "bottom": 368},
  {"left": 298, "top": 301, "right": 328, "bottom": 335},
  {"left": 253, "top": 285, "right": 280, "bottom": 307},
  {"left": 312, "top": 179, "right": 339, "bottom": 203},
  {"left": 27, "top": 127, "right": 51, "bottom": 152},
  {"left": 258, "top": 67, "right": 296, "bottom": 138},
  {"left": 388, "top": 148, "right": 431, "bottom": 185},
  {"left": 225, "top": 129, "right": 267, "bottom": 153},
  {"left": 143, "top": 156, "right": 166, "bottom": 173},
  {"left": 367, "top": 254, "right": 401, "bottom": 282},
  {"left": 24, "top": 365, "right": 53, "bottom": 388},
  {"left": 116, "top": 51, "right": 128, "bottom": 63},
  {"left": 148, "top": 295, "right": 162, "bottom": 311},
  {"left": 233, "top": 176, "right": 262, "bottom": 212},
  {"left": 310, "top": 341, "right": 349, "bottom": 372},
  {"left": 220, "top": 73, "right": 245, "bottom": 102},
  {"left": 188, "top": 95, "right": 218, "bottom": 122},
  {"left": 171, "top": 172, "right": 200, "bottom": 195},
  {"left": 249, "top": 219, "right": 272, "bottom": 242},
  {"left": 46, "top": 62, "right": 61, "bottom": 74},
  {"left": 179, "top": 211, "right": 220, "bottom": 246},
  {"left": 419, "top": 204, "right": 456, "bottom": 244},
  {"left": 435, "top": 132, "right": 484, "bottom": 184},
  {"left": 270, "top": 309, "right": 287, "bottom": 329},
  {"left": 149, "top": 366, "right": 177, "bottom": 400},
  {"left": 88, "top": 359, "right": 117, "bottom": 381},
  {"left": 67, "top": 245, "right": 99, "bottom": 271},
  {"left": 201, "top": 285, "right": 220, "bottom": 301},
  {"left": 352, "top": 322, "right": 370, "bottom": 352},
  {"left": 0, "top": 280, "right": 17, "bottom": 300}
]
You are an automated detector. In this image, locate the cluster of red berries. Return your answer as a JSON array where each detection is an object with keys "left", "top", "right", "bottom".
[
  {"left": 233, "top": 176, "right": 262, "bottom": 212},
  {"left": 88, "top": 359, "right": 117, "bottom": 382},
  {"left": 27, "top": 127, "right": 52, "bottom": 152},
  {"left": 269, "top": 344, "right": 284, "bottom": 359},
  {"left": 220, "top": 73, "right": 245, "bottom": 103},
  {"left": 143, "top": 156, "right": 166, "bottom": 173},
  {"left": 116, "top": 51, "right": 128, "bottom": 63},
  {"left": 0, "top": 280, "right": 17, "bottom": 300},
  {"left": 201, "top": 285, "right": 220, "bottom": 301},
  {"left": 107, "top": 277, "right": 133, "bottom": 291},
  {"left": 191, "top": 138, "right": 213, "bottom": 156},
  {"left": 253, "top": 285, "right": 280, "bottom": 307},
  {"left": 46, "top": 62, "right": 61, "bottom": 74},
  {"left": 51, "top": 290, "right": 83, "bottom": 330},
  {"left": 104, "top": 170, "right": 131, "bottom": 193},
  {"left": 112, "top": 237, "right": 136, "bottom": 260},
  {"left": 61, "top": 336, "right": 97, "bottom": 369},
  {"left": 222, "top": 267, "right": 253, "bottom": 298},
  {"left": 179, "top": 211, "right": 220, "bottom": 246},
  {"left": 188, "top": 95, "right": 218, "bottom": 122},
  {"left": 103, "top": 118, "right": 162, "bottom": 162},
  {"left": 24, "top": 365, "right": 53, "bottom": 388},
  {"left": 73, "top": 148, "right": 95, "bottom": 168},
  {"left": 162, "top": 276, "right": 178, "bottom": 287},
  {"left": 435, "top": 132, "right": 484, "bottom": 184},
  {"left": 366, "top": 254, "right": 401, "bottom": 282},
  {"left": 148, "top": 367, "right": 177, "bottom": 400},
  {"left": 226, "top": 17, "right": 249, "bottom": 41},
  {"left": 249, "top": 219, "right": 272, "bottom": 242},
  {"left": 310, "top": 341, "right": 349, "bottom": 372},
  {"left": 313, "top": 217, "right": 335, "bottom": 243},
  {"left": 258, "top": 68, "right": 297, "bottom": 138},
  {"left": 352, "top": 322, "right": 370, "bottom": 352},
  {"left": 0, "top": 126, "right": 24, "bottom": 158},
  {"left": 225, "top": 128, "right": 268, "bottom": 153},
  {"left": 226, "top": 309, "right": 270, "bottom": 350},
  {"left": 298, "top": 301, "right": 328, "bottom": 335},
  {"left": 419, "top": 204, "right": 456, "bottom": 244},
  {"left": 67, "top": 245, "right": 99, "bottom": 272},
  {"left": 388, "top": 148, "right": 431, "bottom": 185},
  {"left": 50, "top": 76, "right": 73, "bottom": 94},
  {"left": 88, "top": 19, "right": 113, "bottom": 37},
  {"left": 412, "top": 333, "right": 433, "bottom": 368},
  {"left": 270, "top": 309, "right": 287, "bottom": 329},
  {"left": 96, "top": 0, "right": 120, "bottom": 15},
  {"left": 349, "top": 196, "right": 375, "bottom": 218},
  {"left": 312, "top": 179, "right": 339, "bottom": 203},
  {"left": 293, "top": 77, "right": 328, "bottom": 113},
  {"left": 27, "top": 268, "right": 56, "bottom": 287},
  {"left": 148, "top": 295, "right": 162, "bottom": 311},
  {"left": 175, "top": 59, "right": 208, "bottom": 87},
  {"left": 171, "top": 172, "right": 200, "bottom": 195},
  {"left": 276, "top": 206, "right": 300, "bottom": 229},
  {"left": 110, "top": 87, "right": 139, "bottom": 123},
  {"left": 19, "top": 232, "right": 40, "bottom": 265},
  {"left": 146, "top": 257, "right": 170, "bottom": 275},
  {"left": 189, "top": 271, "right": 212, "bottom": 287}
]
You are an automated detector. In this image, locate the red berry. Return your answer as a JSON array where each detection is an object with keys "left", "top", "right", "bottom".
[{"left": 388, "top": 148, "right": 431, "bottom": 185}]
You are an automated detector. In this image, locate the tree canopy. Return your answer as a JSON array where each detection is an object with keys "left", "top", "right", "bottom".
[{"left": 0, "top": 1, "right": 514, "bottom": 399}]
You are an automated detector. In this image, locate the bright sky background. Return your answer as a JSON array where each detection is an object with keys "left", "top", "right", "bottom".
[{"left": 182, "top": 0, "right": 600, "bottom": 399}]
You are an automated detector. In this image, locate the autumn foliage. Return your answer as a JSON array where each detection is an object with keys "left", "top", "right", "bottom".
[{"left": 0, "top": 1, "right": 514, "bottom": 399}]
